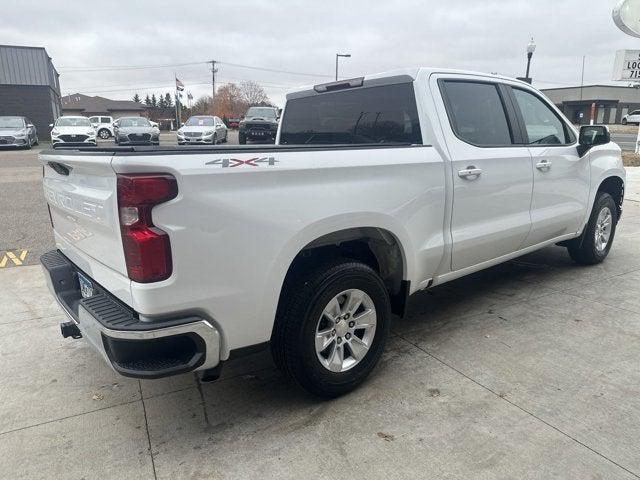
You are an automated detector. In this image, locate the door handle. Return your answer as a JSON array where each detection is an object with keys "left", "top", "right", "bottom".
[
  {"left": 536, "top": 160, "right": 552, "bottom": 171},
  {"left": 458, "top": 167, "right": 482, "bottom": 179}
]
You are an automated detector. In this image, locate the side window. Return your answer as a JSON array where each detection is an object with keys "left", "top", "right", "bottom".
[
  {"left": 101, "top": 117, "right": 110, "bottom": 123},
  {"left": 89, "top": 117, "right": 98, "bottom": 123},
  {"left": 512, "top": 88, "right": 572, "bottom": 145},
  {"left": 441, "top": 81, "right": 513, "bottom": 147}
]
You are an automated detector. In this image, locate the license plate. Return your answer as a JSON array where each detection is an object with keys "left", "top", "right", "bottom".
[{"left": 78, "top": 272, "right": 94, "bottom": 299}]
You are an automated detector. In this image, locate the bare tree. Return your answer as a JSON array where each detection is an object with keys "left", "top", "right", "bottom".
[{"left": 239, "top": 81, "right": 271, "bottom": 107}]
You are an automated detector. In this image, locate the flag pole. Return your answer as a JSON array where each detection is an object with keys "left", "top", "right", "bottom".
[{"left": 174, "top": 72, "right": 180, "bottom": 129}]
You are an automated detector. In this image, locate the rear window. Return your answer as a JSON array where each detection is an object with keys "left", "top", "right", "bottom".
[{"left": 279, "top": 83, "right": 422, "bottom": 145}]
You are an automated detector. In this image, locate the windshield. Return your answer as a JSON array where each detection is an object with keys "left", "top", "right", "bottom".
[
  {"left": 56, "top": 117, "right": 92, "bottom": 127},
  {"left": 185, "top": 116, "right": 214, "bottom": 126},
  {"left": 245, "top": 107, "right": 276, "bottom": 119},
  {"left": 119, "top": 117, "right": 151, "bottom": 127},
  {"left": 0, "top": 117, "right": 25, "bottom": 129}
]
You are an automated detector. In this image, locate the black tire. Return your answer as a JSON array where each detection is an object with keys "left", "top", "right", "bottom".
[
  {"left": 98, "top": 129, "right": 111, "bottom": 140},
  {"left": 622, "top": 118, "right": 628, "bottom": 125},
  {"left": 213, "top": 133, "right": 218, "bottom": 145},
  {"left": 271, "top": 259, "right": 391, "bottom": 398},
  {"left": 239, "top": 133, "right": 247, "bottom": 144},
  {"left": 567, "top": 192, "right": 618, "bottom": 265}
]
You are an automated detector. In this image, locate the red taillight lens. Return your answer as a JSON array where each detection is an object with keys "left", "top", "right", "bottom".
[{"left": 117, "top": 174, "right": 178, "bottom": 283}]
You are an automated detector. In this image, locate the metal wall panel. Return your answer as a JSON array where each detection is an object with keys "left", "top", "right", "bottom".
[{"left": 0, "top": 45, "right": 59, "bottom": 93}]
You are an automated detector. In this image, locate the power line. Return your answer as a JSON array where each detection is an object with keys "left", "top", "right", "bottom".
[
  {"left": 217, "top": 61, "right": 332, "bottom": 78},
  {"left": 58, "top": 61, "right": 209, "bottom": 72},
  {"left": 59, "top": 59, "right": 332, "bottom": 78}
]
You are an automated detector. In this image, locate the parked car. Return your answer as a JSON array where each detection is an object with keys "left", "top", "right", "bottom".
[
  {"left": 0, "top": 116, "right": 38, "bottom": 149},
  {"left": 114, "top": 117, "right": 160, "bottom": 145},
  {"left": 238, "top": 106, "right": 279, "bottom": 144},
  {"left": 40, "top": 68, "right": 625, "bottom": 398},
  {"left": 50, "top": 116, "right": 96, "bottom": 148},
  {"left": 177, "top": 116, "right": 227, "bottom": 145},
  {"left": 88, "top": 116, "right": 115, "bottom": 139},
  {"left": 227, "top": 118, "right": 240, "bottom": 129},
  {"left": 621, "top": 110, "right": 640, "bottom": 125}
]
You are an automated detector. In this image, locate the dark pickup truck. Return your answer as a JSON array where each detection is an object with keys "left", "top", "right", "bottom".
[{"left": 238, "top": 106, "right": 280, "bottom": 144}]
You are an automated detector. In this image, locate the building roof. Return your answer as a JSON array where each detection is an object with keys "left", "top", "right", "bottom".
[
  {"left": 0, "top": 44, "right": 59, "bottom": 92},
  {"left": 540, "top": 84, "right": 638, "bottom": 92},
  {"left": 62, "top": 93, "right": 146, "bottom": 113}
]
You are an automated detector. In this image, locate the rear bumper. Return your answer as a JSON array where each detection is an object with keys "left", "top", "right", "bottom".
[{"left": 40, "top": 250, "right": 221, "bottom": 379}]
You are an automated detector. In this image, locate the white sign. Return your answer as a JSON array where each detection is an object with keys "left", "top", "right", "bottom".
[
  {"left": 613, "top": 49, "right": 640, "bottom": 80},
  {"left": 613, "top": 0, "right": 640, "bottom": 37}
]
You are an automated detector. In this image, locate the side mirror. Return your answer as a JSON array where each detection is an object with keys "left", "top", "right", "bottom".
[
  {"left": 27, "top": 124, "right": 34, "bottom": 129},
  {"left": 578, "top": 125, "right": 610, "bottom": 157},
  {"left": 49, "top": 123, "right": 54, "bottom": 128}
]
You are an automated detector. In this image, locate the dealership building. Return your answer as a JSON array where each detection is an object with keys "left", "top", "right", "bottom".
[
  {"left": 541, "top": 84, "right": 640, "bottom": 125},
  {"left": 0, "top": 44, "right": 62, "bottom": 139}
]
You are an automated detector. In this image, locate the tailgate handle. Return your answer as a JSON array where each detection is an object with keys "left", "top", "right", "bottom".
[{"left": 48, "top": 162, "right": 72, "bottom": 176}]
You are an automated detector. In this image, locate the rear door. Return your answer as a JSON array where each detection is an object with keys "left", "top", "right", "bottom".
[
  {"left": 508, "top": 86, "right": 590, "bottom": 246},
  {"left": 436, "top": 77, "right": 533, "bottom": 271}
]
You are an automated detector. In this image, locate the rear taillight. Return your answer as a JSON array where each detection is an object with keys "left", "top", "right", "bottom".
[{"left": 116, "top": 174, "right": 178, "bottom": 283}]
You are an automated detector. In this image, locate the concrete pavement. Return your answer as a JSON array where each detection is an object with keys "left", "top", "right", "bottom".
[{"left": 0, "top": 169, "right": 639, "bottom": 479}]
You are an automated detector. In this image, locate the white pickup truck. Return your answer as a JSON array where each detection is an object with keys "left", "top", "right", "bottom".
[{"left": 40, "top": 68, "right": 625, "bottom": 397}]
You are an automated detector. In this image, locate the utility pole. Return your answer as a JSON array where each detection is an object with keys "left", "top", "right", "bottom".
[
  {"left": 580, "top": 55, "right": 586, "bottom": 101},
  {"left": 210, "top": 60, "right": 218, "bottom": 114}
]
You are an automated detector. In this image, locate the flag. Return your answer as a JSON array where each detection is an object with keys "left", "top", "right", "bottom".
[{"left": 175, "top": 77, "right": 184, "bottom": 91}]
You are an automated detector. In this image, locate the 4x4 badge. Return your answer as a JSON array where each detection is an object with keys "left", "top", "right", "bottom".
[{"left": 205, "top": 157, "right": 278, "bottom": 168}]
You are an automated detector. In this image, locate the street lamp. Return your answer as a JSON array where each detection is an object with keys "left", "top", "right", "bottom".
[
  {"left": 525, "top": 37, "right": 536, "bottom": 83},
  {"left": 335, "top": 53, "right": 351, "bottom": 81}
]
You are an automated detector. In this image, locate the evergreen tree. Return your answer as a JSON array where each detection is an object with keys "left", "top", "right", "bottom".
[
  {"left": 144, "top": 94, "right": 152, "bottom": 106},
  {"left": 133, "top": 93, "right": 141, "bottom": 103},
  {"left": 158, "top": 95, "right": 166, "bottom": 108},
  {"left": 165, "top": 92, "right": 173, "bottom": 107},
  {"left": 151, "top": 94, "right": 157, "bottom": 107}
]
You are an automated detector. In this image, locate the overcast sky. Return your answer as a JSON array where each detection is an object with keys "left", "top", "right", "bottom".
[{"left": 2, "top": 0, "right": 637, "bottom": 106}]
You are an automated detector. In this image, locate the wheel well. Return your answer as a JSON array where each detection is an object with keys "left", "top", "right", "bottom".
[
  {"left": 280, "top": 228, "right": 408, "bottom": 317},
  {"left": 598, "top": 176, "right": 624, "bottom": 218}
]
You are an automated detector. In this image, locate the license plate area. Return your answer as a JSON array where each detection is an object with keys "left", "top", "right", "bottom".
[{"left": 77, "top": 272, "right": 94, "bottom": 299}]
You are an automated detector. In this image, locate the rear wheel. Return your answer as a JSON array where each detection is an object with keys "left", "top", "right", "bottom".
[
  {"left": 567, "top": 192, "right": 618, "bottom": 265},
  {"left": 98, "top": 129, "right": 111, "bottom": 140},
  {"left": 271, "top": 259, "right": 391, "bottom": 398}
]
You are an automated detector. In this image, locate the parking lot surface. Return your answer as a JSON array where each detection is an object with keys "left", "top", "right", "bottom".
[{"left": 1, "top": 144, "right": 639, "bottom": 478}]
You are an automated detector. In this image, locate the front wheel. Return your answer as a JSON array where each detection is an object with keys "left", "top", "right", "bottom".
[
  {"left": 239, "top": 133, "right": 246, "bottom": 144},
  {"left": 271, "top": 259, "right": 391, "bottom": 398},
  {"left": 567, "top": 192, "right": 618, "bottom": 265},
  {"left": 98, "top": 129, "right": 111, "bottom": 140}
]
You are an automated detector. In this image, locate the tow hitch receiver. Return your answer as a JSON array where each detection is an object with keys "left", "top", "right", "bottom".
[{"left": 60, "top": 321, "right": 82, "bottom": 339}]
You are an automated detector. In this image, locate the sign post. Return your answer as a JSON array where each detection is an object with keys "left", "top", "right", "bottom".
[{"left": 613, "top": 0, "right": 640, "bottom": 152}]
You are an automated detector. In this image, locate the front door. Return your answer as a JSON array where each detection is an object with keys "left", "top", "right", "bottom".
[
  {"left": 438, "top": 78, "right": 534, "bottom": 271},
  {"left": 508, "top": 87, "right": 590, "bottom": 247}
]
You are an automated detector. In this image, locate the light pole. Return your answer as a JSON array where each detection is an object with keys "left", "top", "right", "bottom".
[
  {"left": 525, "top": 38, "right": 536, "bottom": 84},
  {"left": 335, "top": 53, "right": 351, "bottom": 81}
]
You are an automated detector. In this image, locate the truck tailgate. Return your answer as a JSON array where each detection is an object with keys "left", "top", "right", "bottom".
[{"left": 41, "top": 151, "right": 128, "bottom": 277}]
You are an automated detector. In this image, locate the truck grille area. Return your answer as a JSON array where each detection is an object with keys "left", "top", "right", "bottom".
[
  {"left": 0, "top": 136, "right": 15, "bottom": 144},
  {"left": 184, "top": 131, "right": 202, "bottom": 137}
]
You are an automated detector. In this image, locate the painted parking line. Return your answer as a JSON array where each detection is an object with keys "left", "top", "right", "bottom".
[{"left": 0, "top": 250, "right": 28, "bottom": 268}]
